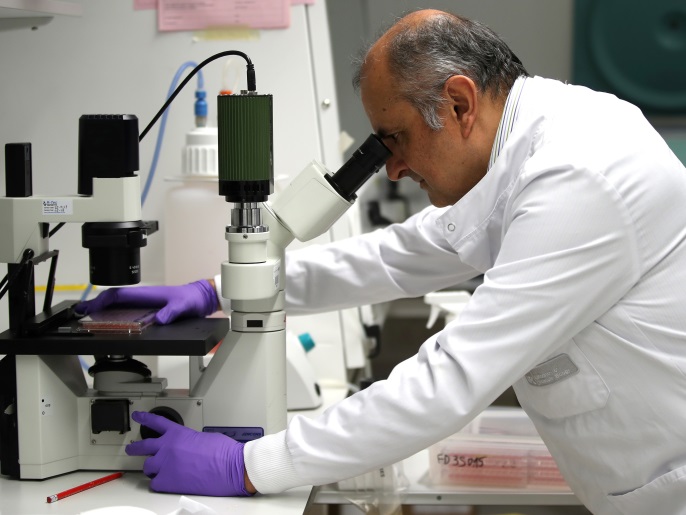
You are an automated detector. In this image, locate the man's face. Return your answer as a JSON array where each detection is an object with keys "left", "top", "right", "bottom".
[{"left": 360, "top": 62, "right": 484, "bottom": 208}]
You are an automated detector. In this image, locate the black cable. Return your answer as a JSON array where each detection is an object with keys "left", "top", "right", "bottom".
[
  {"left": 0, "top": 249, "right": 34, "bottom": 301},
  {"left": 139, "top": 50, "right": 255, "bottom": 142},
  {"left": 42, "top": 251, "right": 59, "bottom": 312},
  {"left": 48, "top": 222, "right": 65, "bottom": 238}
]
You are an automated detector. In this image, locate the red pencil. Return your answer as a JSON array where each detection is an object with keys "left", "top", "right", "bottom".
[{"left": 46, "top": 472, "right": 123, "bottom": 503}]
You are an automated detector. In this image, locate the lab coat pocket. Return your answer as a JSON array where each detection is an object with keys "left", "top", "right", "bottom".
[
  {"left": 607, "top": 465, "right": 686, "bottom": 515},
  {"left": 514, "top": 340, "right": 609, "bottom": 419}
]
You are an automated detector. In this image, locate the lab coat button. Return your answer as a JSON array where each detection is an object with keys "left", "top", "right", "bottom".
[{"left": 447, "top": 223, "right": 456, "bottom": 232}]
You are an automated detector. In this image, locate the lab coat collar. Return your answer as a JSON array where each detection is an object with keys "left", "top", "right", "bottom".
[{"left": 436, "top": 76, "right": 551, "bottom": 271}]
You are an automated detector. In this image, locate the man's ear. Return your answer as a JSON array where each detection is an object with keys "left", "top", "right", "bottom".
[{"left": 444, "top": 75, "right": 478, "bottom": 138}]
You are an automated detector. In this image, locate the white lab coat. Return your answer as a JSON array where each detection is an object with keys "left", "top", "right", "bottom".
[{"left": 244, "top": 76, "right": 686, "bottom": 515}]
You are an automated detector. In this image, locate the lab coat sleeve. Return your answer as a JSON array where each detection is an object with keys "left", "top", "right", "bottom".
[
  {"left": 283, "top": 206, "right": 480, "bottom": 315},
  {"left": 244, "top": 156, "right": 642, "bottom": 494}
]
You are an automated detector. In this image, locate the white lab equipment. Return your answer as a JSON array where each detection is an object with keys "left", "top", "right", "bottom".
[
  {"left": 0, "top": 67, "right": 390, "bottom": 478},
  {"left": 164, "top": 126, "right": 227, "bottom": 285},
  {"left": 162, "top": 329, "right": 322, "bottom": 411},
  {"left": 286, "top": 331, "right": 321, "bottom": 410},
  {"left": 424, "top": 290, "right": 471, "bottom": 329},
  {"left": 160, "top": 125, "right": 225, "bottom": 392}
]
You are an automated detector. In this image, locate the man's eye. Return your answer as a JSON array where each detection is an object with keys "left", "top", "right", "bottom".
[{"left": 379, "top": 133, "right": 400, "bottom": 146}]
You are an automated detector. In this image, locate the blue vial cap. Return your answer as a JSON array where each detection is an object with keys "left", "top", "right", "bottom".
[
  {"left": 298, "top": 332, "right": 315, "bottom": 353},
  {"left": 195, "top": 90, "right": 208, "bottom": 117}
]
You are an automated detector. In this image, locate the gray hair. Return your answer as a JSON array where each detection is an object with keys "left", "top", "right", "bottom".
[{"left": 353, "top": 12, "right": 529, "bottom": 130}]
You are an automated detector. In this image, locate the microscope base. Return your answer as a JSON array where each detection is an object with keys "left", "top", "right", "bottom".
[{"left": 1, "top": 323, "right": 288, "bottom": 480}]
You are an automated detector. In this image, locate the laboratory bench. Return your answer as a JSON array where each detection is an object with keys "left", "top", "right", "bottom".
[
  {"left": 0, "top": 386, "right": 586, "bottom": 515},
  {"left": 0, "top": 449, "right": 585, "bottom": 515},
  {"left": 308, "top": 387, "right": 586, "bottom": 514},
  {"left": 313, "top": 450, "right": 585, "bottom": 513},
  {"left": 0, "top": 457, "right": 585, "bottom": 515}
]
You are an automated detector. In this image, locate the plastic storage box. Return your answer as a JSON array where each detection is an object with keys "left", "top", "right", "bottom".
[{"left": 428, "top": 408, "right": 569, "bottom": 490}]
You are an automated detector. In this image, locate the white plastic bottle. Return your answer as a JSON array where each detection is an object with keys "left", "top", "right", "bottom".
[
  {"left": 424, "top": 290, "right": 472, "bottom": 329},
  {"left": 164, "top": 126, "right": 229, "bottom": 285}
]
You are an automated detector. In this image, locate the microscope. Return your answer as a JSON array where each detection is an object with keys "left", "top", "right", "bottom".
[{"left": 0, "top": 62, "right": 390, "bottom": 480}]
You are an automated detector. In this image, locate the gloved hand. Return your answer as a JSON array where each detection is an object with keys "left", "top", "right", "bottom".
[
  {"left": 74, "top": 280, "right": 218, "bottom": 325},
  {"left": 126, "top": 411, "right": 253, "bottom": 497}
]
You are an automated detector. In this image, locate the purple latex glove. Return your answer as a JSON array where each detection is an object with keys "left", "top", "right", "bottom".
[
  {"left": 126, "top": 411, "right": 253, "bottom": 496},
  {"left": 74, "top": 280, "right": 218, "bottom": 325}
]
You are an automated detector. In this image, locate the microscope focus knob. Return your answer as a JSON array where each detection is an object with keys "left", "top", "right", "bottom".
[{"left": 140, "top": 406, "right": 184, "bottom": 439}]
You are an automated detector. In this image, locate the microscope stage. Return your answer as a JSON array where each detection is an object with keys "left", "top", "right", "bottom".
[{"left": 0, "top": 314, "right": 230, "bottom": 356}]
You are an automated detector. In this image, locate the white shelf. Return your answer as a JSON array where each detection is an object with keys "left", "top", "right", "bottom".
[{"left": 0, "top": 0, "right": 81, "bottom": 18}]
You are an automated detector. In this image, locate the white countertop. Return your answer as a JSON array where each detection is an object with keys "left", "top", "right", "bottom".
[{"left": 0, "top": 470, "right": 313, "bottom": 515}]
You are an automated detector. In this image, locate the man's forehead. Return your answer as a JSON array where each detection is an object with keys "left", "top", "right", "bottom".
[
  {"left": 361, "top": 89, "right": 397, "bottom": 132},
  {"left": 360, "top": 62, "right": 399, "bottom": 110},
  {"left": 362, "top": 87, "right": 414, "bottom": 142}
]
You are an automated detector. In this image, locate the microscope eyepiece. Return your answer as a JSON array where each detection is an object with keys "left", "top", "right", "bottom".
[{"left": 327, "top": 134, "right": 391, "bottom": 202}]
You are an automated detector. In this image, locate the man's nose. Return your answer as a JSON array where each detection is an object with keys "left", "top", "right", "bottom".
[{"left": 385, "top": 155, "right": 407, "bottom": 181}]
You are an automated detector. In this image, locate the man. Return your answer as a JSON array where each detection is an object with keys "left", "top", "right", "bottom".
[{"left": 79, "top": 9, "right": 686, "bottom": 515}]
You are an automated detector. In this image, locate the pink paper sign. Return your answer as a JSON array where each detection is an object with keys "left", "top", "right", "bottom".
[{"left": 158, "top": 0, "right": 291, "bottom": 31}]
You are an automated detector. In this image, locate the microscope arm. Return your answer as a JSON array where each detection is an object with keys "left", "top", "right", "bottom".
[
  {"left": 268, "top": 159, "right": 354, "bottom": 245},
  {"left": 218, "top": 160, "right": 348, "bottom": 315},
  {"left": 0, "top": 176, "right": 142, "bottom": 264},
  {"left": 268, "top": 133, "right": 391, "bottom": 246},
  {"left": 220, "top": 134, "right": 390, "bottom": 306}
]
